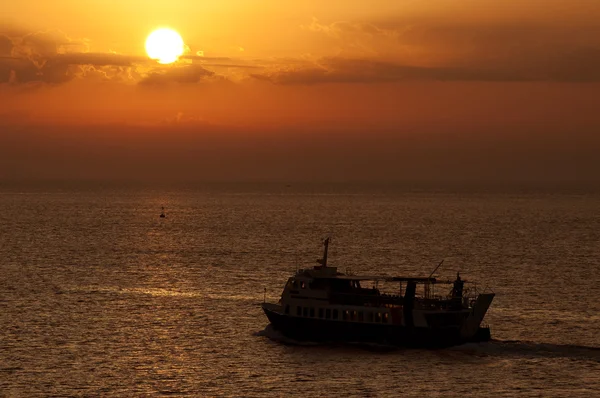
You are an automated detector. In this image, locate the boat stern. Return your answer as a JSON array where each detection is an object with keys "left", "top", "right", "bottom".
[{"left": 460, "top": 293, "right": 495, "bottom": 340}]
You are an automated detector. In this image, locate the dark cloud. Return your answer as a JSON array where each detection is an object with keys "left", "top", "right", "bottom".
[
  {"left": 52, "top": 52, "right": 148, "bottom": 67},
  {"left": 4, "top": 18, "right": 600, "bottom": 86},
  {"left": 392, "top": 23, "right": 600, "bottom": 81},
  {"left": 139, "top": 65, "right": 215, "bottom": 85},
  {"left": 0, "top": 56, "right": 69, "bottom": 84},
  {"left": 181, "top": 55, "right": 234, "bottom": 61},
  {"left": 0, "top": 54, "right": 144, "bottom": 85},
  {"left": 199, "top": 63, "right": 261, "bottom": 69},
  {"left": 0, "top": 36, "right": 15, "bottom": 82},
  {"left": 180, "top": 55, "right": 261, "bottom": 69},
  {"left": 0, "top": 28, "right": 140, "bottom": 84},
  {"left": 0, "top": 35, "right": 13, "bottom": 56},
  {"left": 0, "top": 54, "right": 83, "bottom": 84},
  {"left": 390, "top": 23, "right": 600, "bottom": 52},
  {"left": 8, "top": 29, "right": 89, "bottom": 68},
  {"left": 251, "top": 57, "right": 530, "bottom": 85},
  {"left": 305, "top": 19, "right": 395, "bottom": 40},
  {"left": 0, "top": 27, "right": 236, "bottom": 86},
  {"left": 0, "top": 27, "right": 194, "bottom": 85},
  {"left": 20, "top": 30, "right": 86, "bottom": 57},
  {"left": 303, "top": 20, "right": 600, "bottom": 83}
]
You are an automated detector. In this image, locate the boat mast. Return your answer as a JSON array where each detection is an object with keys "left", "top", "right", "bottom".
[
  {"left": 428, "top": 259, "right": 444, "bottom": 279},
  {"left": 317, "top": 237, "right": 330, "bottom": 267}
]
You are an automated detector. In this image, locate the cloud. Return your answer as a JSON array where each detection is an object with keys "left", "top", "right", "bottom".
[
  {"left": 0, "top": 56, "right": 74, "bottom": 84},
  {"left": 11, "top": 29, "right": 89, "bottom": 65},
  {"left": 303, "top": 18, "right": 403, "bottom": 59},
  {"left": 52, "top": 52, "right": 148, "bottom": 66},
  {"left": 139, "top": 65, "right": 215, "bottom": 85},
  {"left": 193, "top": 63, "right": 261, "bottom": 69},
  {"left": 0, "top": 35, "right": 15, "bottom": 82},
  {"left": 180, "top": 54, "right": 261, "bottom": 69},
  {"left": 300, "top": 19, "right": 600, "bottom": 83},
  {"left": 0, "top": 35, "right": 13, "bottom": 56},
  {"left": 181, "top": 55, "right": 233, "bottom": 62},
  {"left": 305, "top": 18, "right": 396, "bottom": 40},
  {"left": 0, "top": 53, "right": 143, "bottom": 85},
  {"left": 0, "top": 27, "right": 241, "bottom": 86},
  {"left": 4, "top": 16, "right": 600, "bottom": 87},
  {"left": 251, "top": 57, "right": 530, "bottom": 85},
  {"left": 0, "top": 28, "right": 145, "bottom": 85}
]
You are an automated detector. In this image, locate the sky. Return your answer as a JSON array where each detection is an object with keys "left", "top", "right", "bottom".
[{"left": 1, "top": 0, "right": 600, "bottom": 183}]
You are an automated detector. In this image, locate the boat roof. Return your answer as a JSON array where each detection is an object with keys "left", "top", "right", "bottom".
[
  {"left": 333, "top": 275, "right": 438, "bottom": 283},
  {"left": 301, "top": 265, "right": 465, "bottom": 284}
]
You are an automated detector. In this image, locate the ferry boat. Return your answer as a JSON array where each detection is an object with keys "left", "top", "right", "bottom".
[{"left": 261, "top": 238, "right": 495, "bottom": 347}]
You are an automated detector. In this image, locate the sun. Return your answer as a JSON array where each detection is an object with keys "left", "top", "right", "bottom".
[{"left": 145, "top": 28, "right": 185, "bottom": 64}]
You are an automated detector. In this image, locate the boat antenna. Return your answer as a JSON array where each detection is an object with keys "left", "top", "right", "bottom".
[
  {"left": 317, "top": 237, "right": 330, "bottom": 267},
  {"left": 428, "top": 259, "right": 444, "bottom": 279}
]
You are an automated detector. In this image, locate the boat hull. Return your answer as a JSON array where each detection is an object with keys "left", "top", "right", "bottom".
[{"left": 262, "top": 304, "right": 491, "bottom": 348}]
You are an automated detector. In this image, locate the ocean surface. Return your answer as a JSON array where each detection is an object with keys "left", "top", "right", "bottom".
[{"left": 1, "top": 182, "right": 599, "bottom": 397}]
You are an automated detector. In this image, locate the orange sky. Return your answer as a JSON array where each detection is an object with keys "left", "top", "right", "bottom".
[{"left": 1, "top": 0, "right": 600, "bottom": 183}]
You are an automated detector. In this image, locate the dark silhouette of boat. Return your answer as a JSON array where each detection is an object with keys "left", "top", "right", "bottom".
[
  {"left": 160, "top": 207, "right": 166, "bottom": 218},
  {"left": 261, "top": 238, "right": 494, "bottom": 347}
]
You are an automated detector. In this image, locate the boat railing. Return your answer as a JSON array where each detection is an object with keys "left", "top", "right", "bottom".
[
  {"left": 481, "top": 285, "right": 495, "bottom": 294},
  {"left": 462, "top": 282, "right": 485, "bottom": 300}
]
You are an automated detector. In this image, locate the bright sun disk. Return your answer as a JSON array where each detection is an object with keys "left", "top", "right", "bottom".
[{"left": 145, "top": 28, "right": 184, "bottom": 64}]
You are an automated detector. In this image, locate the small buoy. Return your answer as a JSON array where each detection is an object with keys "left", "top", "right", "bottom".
[{"left": 160, "top": 206, "right": 166, "bottom": 218}]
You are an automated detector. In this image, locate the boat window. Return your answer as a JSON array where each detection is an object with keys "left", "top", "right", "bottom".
[
  {"left": 330, "top": 279, "right": 353, "bottom": 292},
  {"left": 303, "top": 307, "right": 309, "bottom": 317},
  {"left": 350, "top": 280, "right": 363, "bottom": 289},
  {"left": 383, "top": 313, "right": 389, "bottom": 323},
  {"left": 318, "top": 308, "right": 324, "bottom": 318},
  {"left": 333, "top": 309, "right": 338, "bottom": 320},
  {"left": 326, "top": 309, "right": 331, "bottom": 319},
  {"left": 376, "top": 313, "right": 382, "bottom": 323},
  {"left": 285, "top": 305, "right": 290, "bottom": 315},
  {"left": 352, "top": 311, "right": 358, "bottom": 321},
  {"left": 367, "top": 312, "right": 373, "bottom": 322},
  {"left": 342, "top": 310, "right": 349, "bottom": 321},
  {"left": 292, "top": 279, "right": 297, "bottom": 288},
  {"left": 297, "top": 306, "right": 302, "bottom": 316},
  {"left": 310, "top": 279, "right": 329, "bottom": 290},
  {"left": 310, "top": 307, "right": 315, "bottom": 318},
  {"left": 301, "top": 281, "right": 306, "bottom": 289},
  {"left": 358, "top": 312, "right": 364, "bottom": 322}
]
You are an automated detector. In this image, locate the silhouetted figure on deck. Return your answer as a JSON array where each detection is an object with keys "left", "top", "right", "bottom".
[{"left": 450, "top": 272, "right": 464, "bottom": 309}]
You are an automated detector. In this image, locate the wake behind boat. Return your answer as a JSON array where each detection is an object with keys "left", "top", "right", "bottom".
[{"left": 261, "top": 238, "right": 495, "bottom": 348}]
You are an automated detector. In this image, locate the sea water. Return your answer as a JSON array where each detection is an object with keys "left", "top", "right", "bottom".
[{"left": 1, "top": 182, "right": 599, "bottom": 397}]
